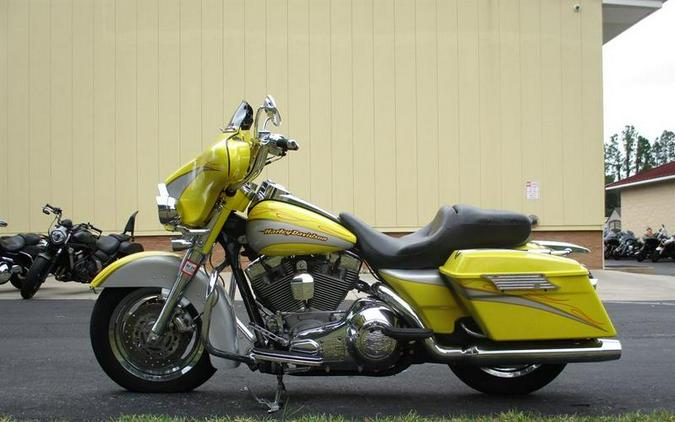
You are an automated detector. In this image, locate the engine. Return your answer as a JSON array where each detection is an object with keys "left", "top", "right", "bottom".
[
  {"left": 68, "top": 250, "right": 102, "bottom": 283},
  {"left": 245, "top": 253, "right": 403, "bottom": 372},
  {"left": 245, "top": 253, "right": 361, "bottom": 313}
]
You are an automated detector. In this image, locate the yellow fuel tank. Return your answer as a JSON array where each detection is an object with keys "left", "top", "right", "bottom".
[{"left": 246, "top": 200, "right": 356, "bottom": 256}]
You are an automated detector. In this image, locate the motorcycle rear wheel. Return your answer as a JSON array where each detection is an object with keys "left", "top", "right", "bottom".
[
  {"left": 652, "top": 250, "right": 660, "bottom": 262},
  {"left": 90, "top": 287, "right": 215, "bottom": 393},
  {"left": 450, "top": 363, "right": 566, "bottom": 395},
  {"left": 20, "top": 256, "right": 50, "bottom": 299}
]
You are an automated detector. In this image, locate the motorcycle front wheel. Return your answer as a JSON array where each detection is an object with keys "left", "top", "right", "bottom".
[
  {"left": 90, "top": 287, "right": 215, "bottom": 393},
  {"left": 20, "top": 256, "right": 50, "bottom": 299},
  {"left": 450, "top": 363, "right": 566, "bottom": 395},
  {"left": 10, "top": 273, "right": 24, "bottom": 289}
]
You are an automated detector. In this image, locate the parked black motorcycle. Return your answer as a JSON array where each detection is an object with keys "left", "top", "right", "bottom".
[
  {"left": 636, "top": 226, "right": 668, "bottom": 262},
  {"left": 20, "top": 204, "right": 144, "bottom": 299},
  {"left": 612, "top": 230, "right": 639, "bottom": 260},
  {"left": 652, "top": 231, "right": 675, "bottom": 263},
  {"left": 604, "top": 230, "right": 621, "bottom": 260},
  {"left": 0, "top": 219, "right": 47, "bottom": 290}
]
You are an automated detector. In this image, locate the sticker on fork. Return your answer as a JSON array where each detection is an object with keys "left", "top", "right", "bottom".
[{"left": 181, "top": 259, "right": 198, "bottom": 277}]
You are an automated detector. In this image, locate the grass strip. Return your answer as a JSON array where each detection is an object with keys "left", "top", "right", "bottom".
[{"left": 113, "top": 410, "right": 675, "bottom": 422}]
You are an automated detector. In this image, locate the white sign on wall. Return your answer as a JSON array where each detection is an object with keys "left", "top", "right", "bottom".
[{"left": 526, "top": 181, "right": 540, "bottom": 200}]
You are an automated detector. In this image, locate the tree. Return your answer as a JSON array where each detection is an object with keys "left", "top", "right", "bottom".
[
  {"left": 604, "top": 134, "right": 622, "bottom": 181},
  {"left": 652, "top": 139, "right": 665, "bottom": 166},
  {"left": 621, "top": 125, "right": 637, "bottom": 177},
  {"left": 655, "top": 130, "right": 675, "bottom": 165},
  {"left": 635, "top": 135, "right": 654, "bottom": 174}
]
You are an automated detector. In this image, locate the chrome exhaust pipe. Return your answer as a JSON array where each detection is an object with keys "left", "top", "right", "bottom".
[
  {"left": 250, "top": 349, "right": 323, "bottom": 367},
  {"left": 372, "top": 282, "right": 622, "bottom": 365},
  {"left": 423, "top": 337, "right": 621, "bottom": 365}
]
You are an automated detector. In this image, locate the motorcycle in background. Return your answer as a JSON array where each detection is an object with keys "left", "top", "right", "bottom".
[
  {"left": 636, "top": 226, "right": 667, "bottom": 262},
  {"left": 604, "top": 229, "right": 621, "bottom": 260},
  {"left": 652, "top": 229, "right": 675, "bottom": 263},
  {"left": 20, "top": 204, "right": 144, "bottom": 299},
  {"left": 612, "top": 230, "right": 639, "bottom": 260},
  {"left": 0, "top": 219, "right": 47, "bottom": 290}
]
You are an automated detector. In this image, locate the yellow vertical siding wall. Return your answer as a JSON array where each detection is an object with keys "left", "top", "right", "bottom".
[{"left": 0, "top": 0, "right": 604, "bottom": 235}]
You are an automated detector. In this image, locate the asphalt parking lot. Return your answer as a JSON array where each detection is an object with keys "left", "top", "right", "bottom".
[
  {"left": 0, "top": 271, "right": 674, "bottom": 420},
  {"left": 605, "top": 258, "right": 675, "bottom": 276}
]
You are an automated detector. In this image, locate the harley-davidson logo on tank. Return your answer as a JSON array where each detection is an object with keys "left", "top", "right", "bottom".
[
  {"left": 246, "top": 200, "right": 356, "bottom": 256},
  {"left": 261, "top": 228, "right": 329, "bottom": 242}
]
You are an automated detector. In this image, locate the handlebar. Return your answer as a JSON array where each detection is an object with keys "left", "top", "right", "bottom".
[
  {"left": 87, "top": 223, "right": 103, "bottom": 235},
  {"left": 43, "top": 204, "right": 63, "bottom": 216},
  {"left": 263, "top": 133, "right": 299, "bottom": 154}
]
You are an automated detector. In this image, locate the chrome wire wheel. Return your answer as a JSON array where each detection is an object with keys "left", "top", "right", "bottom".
[
  {"left": 108, "top": 291, "right": 204, "bottom": 382},
  {"left": 480, "top": 364, "right": 542, "bottom": 378}
]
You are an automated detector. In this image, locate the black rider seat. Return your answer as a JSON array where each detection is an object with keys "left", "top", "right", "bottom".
[
  {"left": 19, "top": 233, "right": 42, "bottom": 245},
  {"left": 0, "top": 235, "right": 26, "bottom": 252},
  {"left": 339, "top": 204, "right": 532, "bottom": 270}
]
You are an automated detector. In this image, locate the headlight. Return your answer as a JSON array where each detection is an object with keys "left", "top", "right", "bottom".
[
  {"left": 156, "top": 183, "right": 180, "bottom": 226},
  {"left": 50, "top": 227, "right": 67, "bottom": 245}
]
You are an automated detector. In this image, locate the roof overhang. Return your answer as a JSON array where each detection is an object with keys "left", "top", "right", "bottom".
[
  {"left": 605, "top": 174, "right": 675, "bottom": 191},
  {"left": 603, "top": 0, "right": 667, "bottom": 43}
]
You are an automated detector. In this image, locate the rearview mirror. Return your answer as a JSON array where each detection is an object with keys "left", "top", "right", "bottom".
[{"left": 264, "top": 95, "right": 281, "bottom": 126}]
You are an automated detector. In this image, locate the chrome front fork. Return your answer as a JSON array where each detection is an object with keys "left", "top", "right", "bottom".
[{"left": 147, "top": 247, "right": 205, "bottom": 343}]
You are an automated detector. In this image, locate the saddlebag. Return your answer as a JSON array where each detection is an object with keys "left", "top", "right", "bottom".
[{"left": 440, "top": 249, "right": 616, "bottom": 341}]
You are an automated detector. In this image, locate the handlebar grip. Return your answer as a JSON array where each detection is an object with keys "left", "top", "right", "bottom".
[
  {"left": 44, "top": 204, "right": 62, "bottom": 214},
  {"left": 269, "top": 134, "right": 299, "bottom": 151},
  {"left": 285, "top": 139, "right": 299, "bottom": 151}
]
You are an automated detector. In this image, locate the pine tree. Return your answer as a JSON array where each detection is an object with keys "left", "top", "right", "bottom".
[
  {"left": 635, "top": 135, "right": 654, "bottom": 173},
  {"left": 605, "top": 134, "right": 623, "bottom": 181},
  {"left": 652, "top": 140, "right": 665, "bottom": 166},
  {"left": 622, "top": 125, "right": 637, "bottom": 177},
  {"left": 658, "top": 130, "right": 675, "bottom": 164}
]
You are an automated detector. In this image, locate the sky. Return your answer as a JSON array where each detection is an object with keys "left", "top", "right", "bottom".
[{"left": 603, "top": 0, "right": 675, "bottom": 142}]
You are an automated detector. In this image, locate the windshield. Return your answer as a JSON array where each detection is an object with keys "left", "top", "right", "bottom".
[{"left": 226, "top": 101, "right": 254, "bottom": 131}]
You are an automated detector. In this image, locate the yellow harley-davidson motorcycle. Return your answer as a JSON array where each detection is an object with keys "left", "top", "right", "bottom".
[{"left": 89, "top": 96, "right": 620, "bottom": 411}]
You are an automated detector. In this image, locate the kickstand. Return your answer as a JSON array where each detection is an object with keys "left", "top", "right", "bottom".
[{"left": 247, "top": 373, "right": 287, "bottom": 413}]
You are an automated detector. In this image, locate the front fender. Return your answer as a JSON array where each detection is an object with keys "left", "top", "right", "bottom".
[{"left": 91, "top": 251, "right": 240, "bottom": 369}]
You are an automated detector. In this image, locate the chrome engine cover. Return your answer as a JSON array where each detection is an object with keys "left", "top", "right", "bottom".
[
  {"left": 289, "top": 298, "right": 400, "bottom": 371},
  {"left": 245, "top": 253, "right": 361, "bottom": 313},
  {"left": 347, "top": 301, "right": 399, "bottom": 366}
]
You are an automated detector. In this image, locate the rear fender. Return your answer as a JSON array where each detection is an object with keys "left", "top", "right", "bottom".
[{"left": 91, "top": 251, "right": 239, "bottom": 369}]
